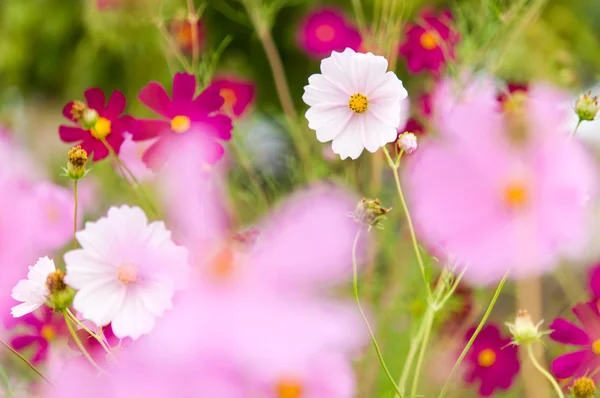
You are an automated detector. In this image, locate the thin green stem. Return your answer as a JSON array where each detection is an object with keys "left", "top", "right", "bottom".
[
  {"left": 63, "top": 313, "right": 104, "bottom": 373},
  {"left": 527, "top": 344, "right": 565, "bottom": 398},
  {"left": 397, "top": 317, "right": 427, "bottom": 396},
  {"left": 352, "top": 228, "right": 403, "bottom": 398},
  {"left": 383, "top": 147, "right": 431, "bottom": 297},
  {"left": 66, "top": 309, "right": 113, "bottom": 358},
  {"left": 73, "top": 180, "right": 78, "bottom": 249},
  {"left": 410, "top": 309, "right": 435, "bottom": 396},
  {"left": 569, "top": 119, "right": 582, "bottom": 140},
  {"left": 229, "top": 137, "right": 269, "bottom": 211},
  {"left": 438, "top": 272, "right": 509, "bottom": 398},
  {"left": 0, "top": 339, "right": 52, "bottom": 385}
]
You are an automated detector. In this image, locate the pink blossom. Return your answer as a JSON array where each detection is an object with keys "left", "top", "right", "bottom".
[
  {"left": 115, "top": 134, "right": 156, "bottom": 182},
  {"left": 209, "top": 77, "right": 255, "bottom": 118},
  {"left": 404, "top": 82, "right": 597, "bottom": 284},
  {"left": 32, "top": 182, "right": 76, "bottom": 250},
  {"left": 297, "top": 8, "right": 362, "bottom": 58}
]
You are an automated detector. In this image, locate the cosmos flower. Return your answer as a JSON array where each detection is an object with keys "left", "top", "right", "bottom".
[
  {"left": 32, "top": 182, "right": 76, "bottom": 250},
  {"left": 399, "top": 9, "right": 458, "bottom": 74},
  {"left": 549, "top": 301, "right": 600, "bottom": 382},
  {"left": 303, "top": 48, "right": 408, "bottom": 160},
  {"left": 11, "top": 257, "right": 56, "bottom": 318},
  {"left": 7, "top": 307, "right": 67, "bottom": 364},
  {"left": 209, "top": 77, "right": 255, "bottom": 118},
  {"left": 59, "top": 89, "right": 133, "bottom": 161},
  {"left": 64, "top": 205, "right": 190, "bottom": 339},
  {"left": 297, "top": 8, "right": 362, "bottom": 58},
  {"left": 129, "top": 73, "right": 233, "bottom": 170},
  {"left": 463, "top": 324, "right": 520, "bottom": 396},
  {"left": 404, "top": 82, "right": 597, "bottom": 284},
  {"left": 170, "top": 18, "right": 206, "bottom": 54}
]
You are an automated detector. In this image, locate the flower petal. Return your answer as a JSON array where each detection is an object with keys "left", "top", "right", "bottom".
[
  {"left": 85, "top": 88, "right": 106, "bottom": 114},
  {"left": 111, "top": 289, "right": 156, "bottom": 339},
  {"left": 551, "top": 350, "right": 593, "bottom": 379},
  {"left": 303, "top": 74, "right": 349, "bottom": 107},
  {"left": 62, "top": 102, "right": 77, "bottom": 122},
  {"left": 11, "top": 335, "right": 39, "bottom": 350},
  {"left": 103, "top": 90, "right": 126, "bottom": 119},
  {"left": 59, "top": 126, "right": 86, "bottom": 143},
  {"left": 129, "top": 119, "right": 171, "bottom": 141},
  {"left": 172, "top": 73, "right": 197, "bottom": 104},
  {"left": 549, "top": 318, "right": 590, "bottom": 346},
  {"left": 72, "top": 280, "right": 127, "bottom": 327},
  {"left": 11, "top": 301, "right": 44, "bottom": 318},
  {"left": 305, "top": 105, "right": 352, "bottom": 143},
  {"left": 192, "top": 85, "right": 225, "bottom": 114},
  {"left": 589, "top": 265, "right": 600, "bottom": 299},
  {"left": 138, "top": 82, "right": 173, "bottom": 119},
  {"left": 331, "top": 122, "right": 364, "bottom": 160},
  {"left": 192, "top": 114, "right": 233, "bottom": 140}
]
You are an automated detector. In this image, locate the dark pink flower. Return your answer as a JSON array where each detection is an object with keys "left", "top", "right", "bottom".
[
  {"left": 549, "top": 301, "right": 600, "bottom": 382},
  {"left": 297, "top": 8, "right": 362, "bottom": 58},
  {"left": 7, "top": 307, "right": 67, "bottom": 364},
  {"left": 588, "top": 265, "right": 600, "bottom": 299},
  {"left": 129, "top": 73, "right": 233, "bottom": 171},
  {"left": 399, "top": 9, "right": 458, "bottom": 74},
  {"left": 463, "top": 324, "right": 520, "bottom": 396},
  {"left": 209, "top": 77, "right": 255, "bottom": 118},
  {"left": 59, "top": 89, "right": 133, "bottom": 161}
]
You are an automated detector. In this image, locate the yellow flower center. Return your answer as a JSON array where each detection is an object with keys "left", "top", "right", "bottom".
[
  {"left": 171, "top": 115, "right": 191, "bottom": 133},
  {"left": 90, "top": 117, "right": 112, "bottom": 140},
  {"left": 315, "top": 24, "right": 335, "bottom": 42},
  {"left": 277, "top": 378, "right": 303, "bottom": 398},
  {"left": 420, "top": 31, "right": 438, "bottom": 50},
  {"left": 478, "top": 348, "right": 496, "bottom": 367},
  {"left": 348, "top": 93, "right": 368, "bottom": 114},
  {"left": 504, "top": 182, "right": 529, "bottom": 209},
  {"left": 592, "top": 339, "right": 600, "bottom": 355},
  {"left": 40, "top": 325, "right": 56, "bottom": 341},
  {"left": 117, "top": 264, "right": 138, "bottom": 286}
]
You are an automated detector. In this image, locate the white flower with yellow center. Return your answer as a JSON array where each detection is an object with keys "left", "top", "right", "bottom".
[
  {"left": 11, "top": 257, "right": 56, "bottom": 317},
  {"left": 303, "top": 48, "right": 408, "bottom": 160}
]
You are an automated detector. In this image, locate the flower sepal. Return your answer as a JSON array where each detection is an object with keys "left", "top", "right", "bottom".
[{"left": 505, "top": 309, "right": 549, "bottom": 346}]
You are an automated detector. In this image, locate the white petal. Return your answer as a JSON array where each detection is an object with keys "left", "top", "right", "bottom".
[
  {"left": 361, "top": 113, "right": 398, "bottom": 152},
  {"left": 348, "top": 52, "right": 389, "bottom": 95},
  {"left": 368, "top": 72, "right": 407, "bottom": 101},
  {"left": 11, "top": 279, "right": 47, "bottom": 304},
  {"left": 369, "top": 100, "right": 403, "bottom": 128},
  {"left": 111, "top": 290, "right": 156, "bottom": 339},
  {"left": 27, "top": 257, "right": 56, "bottom": 285},
  {"left": 64, "top": 250, "right": 117, "bottom": 289},
  {"left": 320, "top": 50, "right": 356, "bottom": 95},
  {"left": 11, "top": 302, "right": 43, "bottom": 318},
  {"left": 306, "top": 105, "right": 353, "bottom": 142},
  {"left": 73, "top": 280, "right": 127, "bottom": 327},
  {"left": 331, "top": 121, "right": 365, "bottom": 160},
  {"left": 138, "top": 277, "right": 174, "bottom": 316},
  {"left": 303, "top": 74, "right": 348, "bottom": 107}
]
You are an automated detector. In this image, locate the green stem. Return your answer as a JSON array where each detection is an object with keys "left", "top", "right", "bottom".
[
  {"left": 352, "top": 228, "right": 403, "bottom": 398},
  {"left": 569, "top": 119, "right": 582, "bottom": 140},
  {"left": 438, "top": 272, "right": 509, "bottom": 398},
  {"left": 0, "top": 339, "right": 52, "bottom": 385},
  {"left": 73, "top": 179, "right": 78, "bottom": 249},
  {"left": 383, "top": 147, "right": 430, "bottom": 298},
  {"left": 397, "top": 316, "right": 427, "bottom": 396},
  {"left": 410, "top": 309, "right": 435, "bottom": 396},
  {"left": 527, "top": 344, "right": 565, "bottom": 398},
  {"left": 63, "top": 313, "right": 104, "bottom": 373},
  {"left": 229, "top": 137, "right": 269, "bottom": 211},
  {"left": 66, "top": 309, "right": 113, "bottom": 359}
]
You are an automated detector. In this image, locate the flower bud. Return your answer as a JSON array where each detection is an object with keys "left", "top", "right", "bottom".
[
  {"left": 81, "top": 108, "right": 100, "bottom": 130},
  {"left": 352, "top": 198, "right": 391, "bottom": 230},
  {"left": 67, "top": 145, "right": 88, "bottom": 180},
  {"left": 45, "top": 270, "right": 75, "bottom": 312},
  {"left": 505, "top": 309, "right": 547, "bottom": 345},
  {"left": 575, "top": 91, "right": 599, "bottom": 122},
  {"left": 397, "top": 132, "right": 418, "bottom": 154},
  {"left": 571, "top": 377, "right": 596, "bottom": 398}
]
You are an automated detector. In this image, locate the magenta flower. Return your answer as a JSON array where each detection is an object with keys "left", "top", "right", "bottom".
[
  {"left": 129, "top": 73, "right": 233, "bottom": 171},
  {"left": 59, "top": 89, "right": 133, "bottom": 161},
  {"left": 399, "top": 9, "right": 458, "bottom": 74},
  {"left": 463, "top": 324, "right": 520, "bottom": 396},
  {"left": 549, "top": 301, "right": 600, "bottom": 382},
  {"left": 588, "top": 265, "right": 600, "bottom": 299},
  {"left": 209, "top": 77, "right": 255, "bottom": 118},
  {"left": 297, "top": 8, "right": 362, "bottom": 58},
  {"left": 7, "top": 307, "right": 67, "bottom": 364}
]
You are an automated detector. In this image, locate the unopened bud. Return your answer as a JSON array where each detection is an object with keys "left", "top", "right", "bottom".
[
  {"left": 397, "top": 132, "right": 418, "bottom": 154},
  {"left": 81, "top": 108, "right": 100, "bottom": 130},
  {"left": 575, "top": 91, "right": 599, "bottom": 122},
  {"left": 505, "top": 309, "right": 547, "bottom": 345},
  {"left": 352, "top": 198, "right": 391, "bottom": 230},
  {"left": 67, "top": 145, "right": 88, "bottom": 180},
  {"left": 571, "top": 377, "right": 596, "bottom": 398}
]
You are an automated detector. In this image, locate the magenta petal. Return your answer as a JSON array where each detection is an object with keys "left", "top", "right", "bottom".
[
  {"left": 85, "top": 88, "right": 106, "bottom": 113},
  {"left": 142, "top": 139, "right": 169, "bottom": 172},
  {"left": 59, "top": 126, "right": 87, "bottom": 142},
  {"left": 589, "top": 265, "right": 600, "bottom": 299},
  {"left": 549, "top": 318, "right": 590, "bottom": 346},
  {"left": 62, "top": 102, "right": 76, "bottom": 122},
  {"left": 193, "top": 114, "right": 233, "bottom": 140},
  {"left": 573, "top": 302, "right": 600, "bottom": 338},
  {"left": 172, "top": 73, "right": 197, "bottom": 104},
  {"left": 192, "top": 86, "right": 225, "bottom": 114},
  {"left": 551, "top": 350, "right": 592, "bottom": 379},
  {"left": 105, "top": 130, "right": 125, "bottom": 155},
  {"left": 129, "top": 119, "right": 171, "bottom": 141},
  {"left": 138, "top": 82, "right": 173, "bottom": 119},
  {"left": 11, "top": 335, "right": 39, "bottom": 350},
  {"left": 103, "top": 90, "right": 126, "bottom": 119},
  {"left": 30, "top": 340, "right": 48, "bottom": 364}
]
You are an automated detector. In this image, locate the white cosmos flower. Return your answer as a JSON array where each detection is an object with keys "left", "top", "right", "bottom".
[
  {"left": 303, "top": 48, "right": 408, "bottom": 160},
  {"left": 11, "top": 257, "right": 55, "bottom": 317},
  {"left": 64, "top": 205, "right": 190, "bottom": 340}
]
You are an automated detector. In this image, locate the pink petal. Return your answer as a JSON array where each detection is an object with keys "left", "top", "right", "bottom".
[
  {"left": 192, "top": 85, "right": 225, "bottom": 114},
  {"left": 142, "top": 139, "right": 169, "bottom": 172},
  {"left": 573, "top": 302, "right": 600, "bottom": 338},
  {"left": 59, "top": 126, "right": 86, "bottom": 142},
  {"left": 85, "top": 88, "right": 106, "bottom": 113},
  {"left": 138, "top": 82, "right": 173, "bottom": 118},
  {"left": 129, "top": 119, "right": 171, "bottom": 141},
  {"left": 103, "top": 90, "right": 126, "bottom": 119},
  {"left": 31, "top": 340, "right": 48, "bottom": 364},
  {"left": 105, "top": 129, "right": 125, "bottom": 155},
  {"left": 62, "top": 102, "right": 76, "bottom": 122},
  {"left": 172, "top": 73, "right": 197, "bottom": 104},
  {"left": 11, "top": 335, "right": 39, "bottom": 350},
  {"left": 551, "top": 350, "right": 593, "bottom": 379},
  {"left": 193, "top": 114, "right": 233, "bottom": 140},
  {"left": 549, "top": 318, "right": 590, "bottom": 346},
  {"left": 589, "top": 265, "right": 600, "bottom": 299}
]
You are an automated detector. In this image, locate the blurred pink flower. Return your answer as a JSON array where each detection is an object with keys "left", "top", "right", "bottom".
[
  {"left": 297, "top": 8, "right": 362, "bottom": 58},
  {"left": 399, "top": 9, "right": 458, "bottom": 74},
  {"left": 116, "top": 134, "right": 156, "bottom": 182},
  {"left": 170, "top": 18, "right": 206, "bottom": 54},
  {"left": 588, "top": 264, "right": 600, "bottom": 299},
  {"left": 209, "top": 77, "right": 255, "bottom": 118},
  {"left": 462, "top": 324, "right": 520, "bottom": 396},
  {"left": 97, "top": 0, "right": 122, "bottom": 10},
  {"left": 130, "top": 73, "right": 233, "bottom": 170},
  {"left": 405, "top": 82, "right": 597, "bottom": 284},
  {"left": 64, "top": 205, "right": 190, "bottom": 339},
  {"left": 32, "top": 182, "right": 75, "bottom": 250},
  {"left": 59, "top": 89, "right": 133, "bottom": 161}
]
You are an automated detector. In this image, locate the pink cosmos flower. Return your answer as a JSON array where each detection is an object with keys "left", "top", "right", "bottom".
[
  {"left": 59, "top": 89, "right": 133, "bottom": 161},
  {"left": 297, "top": 8, "right": 362, "bottom": 58},
  {"left": 115, "top": 133, "right": 156, "bottom": 182},
  {"left": 550, "top": 301, "right": 600, "bottom": 382},
  {"left": 463, "top": 324, "right": 520, "bottom": 396},
  {"left": 404, "top": 82, "right": 597, "bottom": 284},
  {"left": 588, "top": 264, "right": 600, "bottom": 299},
  {"left": 6, "top": 307, "right": 67, "bottom": 364},
  {"left": 399, "top": 9, "right": 458, "bottom": 74},
  {"left": 129, "top": 73, "right": 233, "bottom": 171},
  {"left": 32, "top": 182, "right": 76, "bottom": 250},
  {"left": 209, "top": 77, "right": 255, "bottom": 118}
]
